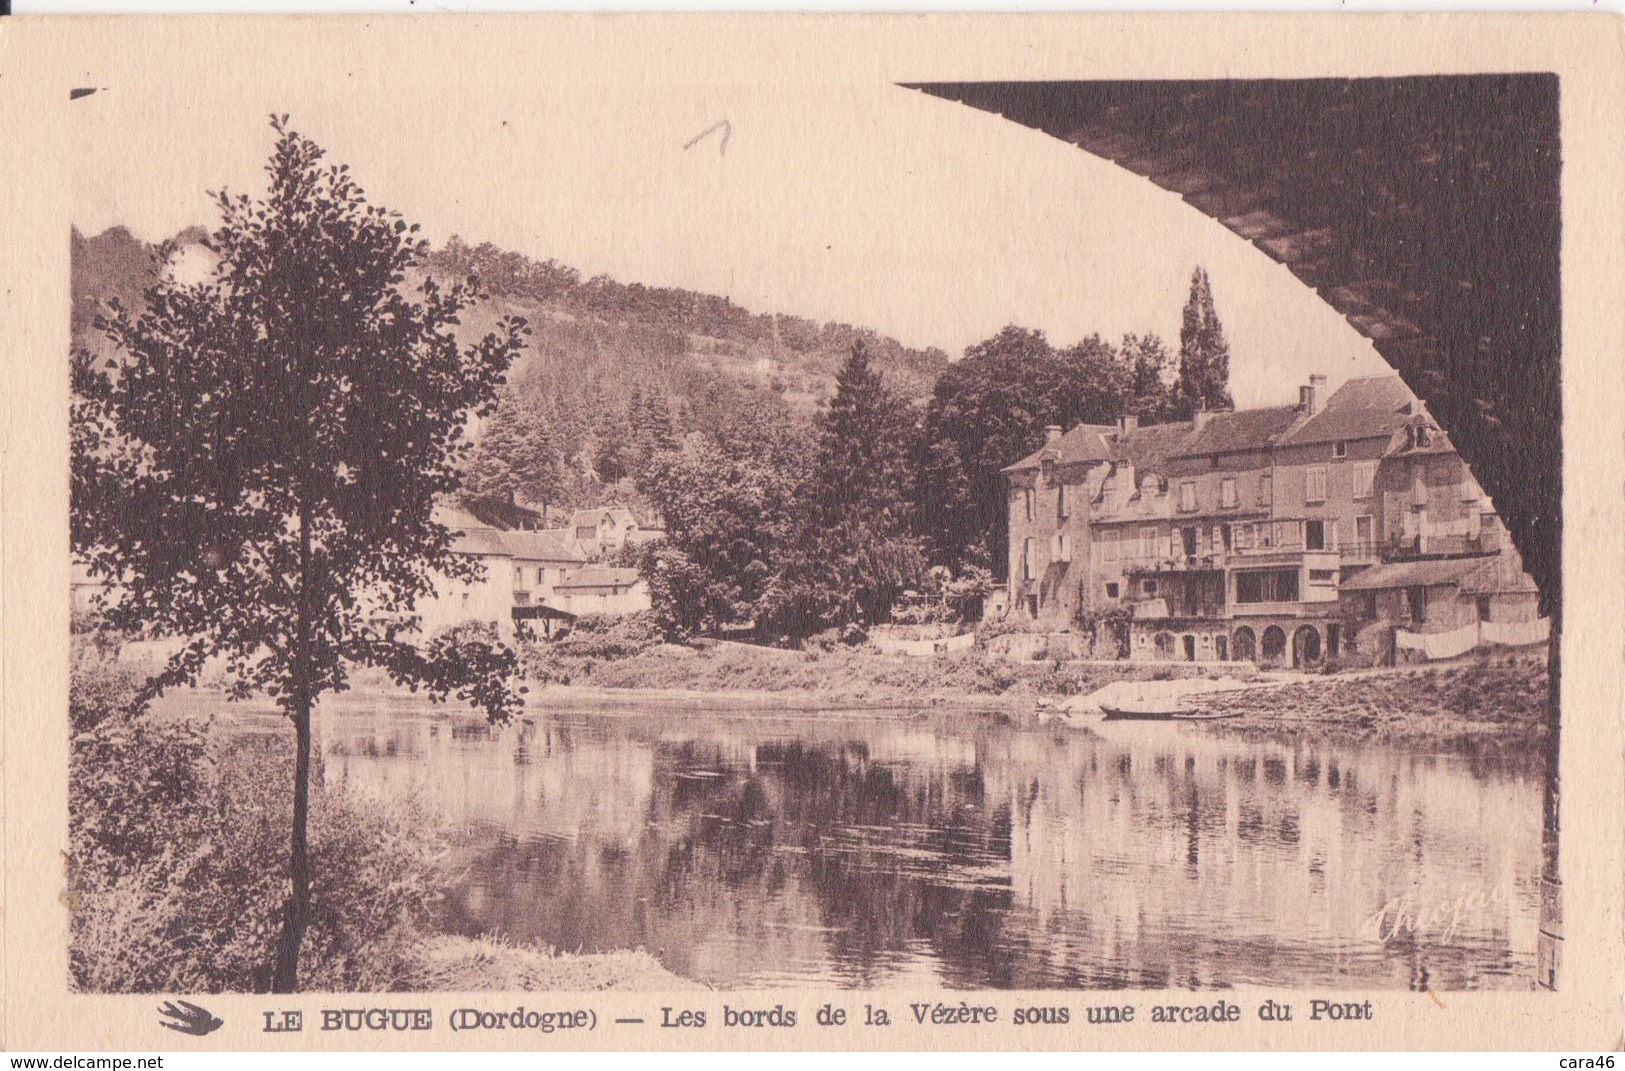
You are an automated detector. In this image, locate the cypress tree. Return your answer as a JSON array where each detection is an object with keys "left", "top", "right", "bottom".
[{"left": 1176, "top": 266, "right": 1235, "bottom": 418}]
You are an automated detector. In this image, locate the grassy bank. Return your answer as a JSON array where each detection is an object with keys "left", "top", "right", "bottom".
[
  {"left": 399, "top": 935, "right": 693, "bottom": 991},
  {"left": 524, "top": 636, "right": 1248, "bottom": 708},
  {"left": 1188, "top": 652, "right": 1550, "bottom": 745}
]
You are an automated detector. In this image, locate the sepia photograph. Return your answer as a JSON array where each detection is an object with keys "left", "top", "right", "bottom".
[{"left": 56, "top": 27, "right": 1568, "bottom": 1006}]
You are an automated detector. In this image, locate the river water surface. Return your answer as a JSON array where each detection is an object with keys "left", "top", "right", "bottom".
[{"left": 234, "top": 698, "right": 1541, "bottom": 991}]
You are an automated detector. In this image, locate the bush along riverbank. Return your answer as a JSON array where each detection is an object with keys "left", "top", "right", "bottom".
[
  {"left": 518, "top": 613, "right": 1250, "bottom": 708},
  {"left": 68, "top": 631, "right": 689, "bottom": 993},
  {"left": 1187, "top": 651, "right": 1551, "bottom": 746}
]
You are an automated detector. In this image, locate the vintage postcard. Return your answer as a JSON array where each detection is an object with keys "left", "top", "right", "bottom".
[{"left": 2, "top": 12, "right": 1622, "bottom": 1053}]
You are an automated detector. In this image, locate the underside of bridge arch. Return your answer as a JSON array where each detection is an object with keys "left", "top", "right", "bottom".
[{"left": 909, "top": 76, "right": 1561, "bottom": 622}]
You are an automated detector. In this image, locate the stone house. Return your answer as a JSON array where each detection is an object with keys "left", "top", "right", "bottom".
[
  {"left": 551, "top": 567, "right": 652, "bottom": 617},
  {"left": 1000, "top": 373, "right": 1542, "bottom": 667}
]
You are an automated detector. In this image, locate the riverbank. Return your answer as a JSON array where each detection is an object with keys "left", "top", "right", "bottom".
[
  {"left": 1187, "top": 651, "right": 1550, "bottom": 745},
  {"left": 398, "top": 935, "right": 695, "bottom": 991},
  {"left": 520, "top": 636, "right": 1252, "bottom": 709},
  {"left": 517, "top": 639, "right": 1550, "bottom": 747}
]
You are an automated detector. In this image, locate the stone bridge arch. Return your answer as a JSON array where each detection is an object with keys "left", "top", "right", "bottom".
[{"left": 908, "top": 76, "right": 1563, "bottom": 988}]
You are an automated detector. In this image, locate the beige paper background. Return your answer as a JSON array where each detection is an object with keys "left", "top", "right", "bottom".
[{"left": 2, "top": 12, "right": 1622, "bottom": 1051}]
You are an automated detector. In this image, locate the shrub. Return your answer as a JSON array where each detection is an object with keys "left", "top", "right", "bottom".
[
  {"left": 520, "top": 611, "right": 664, "bottom": 683},
  {"left": 70, "top": 632, "right": 145, "bottom": 732},
  {"left": 69, "top": 708, "right": 441, "bottom": 993}
]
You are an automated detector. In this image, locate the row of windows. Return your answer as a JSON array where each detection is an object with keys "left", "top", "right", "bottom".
[
  {"left": 1021, "top": 461, "right": 1382, "bottom": 523},
  {"left": 1018, "top": 534, "right": 1074, "bottom": 580},
  {"left": 1093, "top": 516, "right": 1374, "bottom": 561},
  {"left": 1017, "top": 485, "right": 1074, "bottom": 523},
  {"left": 1175, "top": 463, "right": 1376, "bottom": 514}
]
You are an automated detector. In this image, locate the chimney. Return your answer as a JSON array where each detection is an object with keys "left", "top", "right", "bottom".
[
  {"left": 1299, "top": 374, "right": 1328, "bottom": 416},
  {"left": 1044, "top": 425, "right": 1063, "bottom": 444},
  {"left": 1118, "top": 414, "right": 1139, "bottom": 435},
  {"left": 1192, "top": 406, "right": 1214, "bottom": 431}
]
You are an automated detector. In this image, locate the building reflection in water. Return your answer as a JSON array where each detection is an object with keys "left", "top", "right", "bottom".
[{"left": 312, "top": 703, "right": 1541, "bottom": 991}]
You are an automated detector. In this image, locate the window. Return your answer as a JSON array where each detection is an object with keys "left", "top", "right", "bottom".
[
  {"left": 1309, "top": 569, "right": 1337, "bottom": 584},
  {"left": 1140, "top": 526, "right": 1159, "bottom": 559},
  {"left": 1235, "top": 569, "right": 1300, "bottom": 604},
  {"left": 1260, "top": 474, "right": 1273, "bottom": 507},
  {"left": 1022, "top": 538, "right": 1035, "bottom": 581},
  {"left": 1105, "top": 582, "right": 1121, "bottom": 599},
  {"left": 1406, "top": 586, "right": 1426, "bottom": 626},
  {"left": 1221, "top": 478, "right": 1238, "bottom": 508},
  {"left": 1179, "top": 481, "right": 1197, "bottom": 512},
  {"left": 1023, "top": 488, "right": 1035, "bottom": 522},
  {"left": 1058, "top": 484, "right": 1070, "bottom": 520},
  {"left": 1353, "top": 461, "right": 1376, "bottom": 499},
  {"left": 1305, "top": 519, "right": 1326, "bottom": 551},
  {"left": 1142, "top": 578, "right": 1159, "bottom": 596},
  {"left": 1306, "top": 466, "right": 1327, "bottom": 503},
  {"left": 1333, "top": 441, "right": 1348, "bottom": 459},
  {"left": 1056, "top": 534, "right": 1072, "bottom": 563},
  {"left": 1356, "top": 515, "right": 1374, "bottom": 551}
]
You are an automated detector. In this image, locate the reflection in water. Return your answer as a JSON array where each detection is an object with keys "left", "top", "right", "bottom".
[{"left": 307, "top": 702, "right": 1540, "bottom": 991}]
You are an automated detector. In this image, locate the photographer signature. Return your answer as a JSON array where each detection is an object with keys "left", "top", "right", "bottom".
[{"left": 1365, "top": 884, "right": 1509, "bottom": 944}]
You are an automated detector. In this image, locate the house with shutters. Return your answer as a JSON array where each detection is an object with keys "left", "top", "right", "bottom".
[{"left": 1001, "top": 373, "right": 1541, "bottom": 667}]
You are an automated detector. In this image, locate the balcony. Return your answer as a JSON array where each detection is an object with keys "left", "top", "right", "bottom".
[
  {"left": 1124, "top": 553, "right": 1228, "bottom": 574},
  {"left": 1341, "top": 539, "right": 1380, "bottom": 562}
]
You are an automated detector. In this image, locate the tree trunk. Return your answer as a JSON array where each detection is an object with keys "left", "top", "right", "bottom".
[{"left": 272, "top": 692, "right": 313, "bottom": 993}]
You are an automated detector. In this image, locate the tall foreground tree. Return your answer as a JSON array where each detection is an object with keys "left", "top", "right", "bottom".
[
  {"left": 1176, "top": 266, "right": 1235, "bottom": 417},
  {"left": 71, "top": 118, "right": 528, "bottom": 992}
]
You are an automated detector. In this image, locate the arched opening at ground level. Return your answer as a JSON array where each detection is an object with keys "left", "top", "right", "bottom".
[
  {"left": 1260, "top": 626, "right": 1287, "bottom": 664},
  {"left": 1232, "top": 627, "right": 1256, "bottom": 662},
  {"left": 1293, "top": 625, "right": 1323, "bottom": 668}
]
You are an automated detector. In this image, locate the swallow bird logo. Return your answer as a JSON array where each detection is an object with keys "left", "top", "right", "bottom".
[{"left": 158, "top": 999, "right": 224, "bottom": 1037}]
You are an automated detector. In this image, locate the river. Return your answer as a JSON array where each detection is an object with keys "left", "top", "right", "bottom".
[{"left": 233, "top": 697, "right": 1541, "bottom": 991}]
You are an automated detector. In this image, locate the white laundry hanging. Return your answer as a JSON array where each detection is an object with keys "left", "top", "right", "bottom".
[
  {"left": 1394, "top": 621, "right": 1481, "bottom": 660},
  {"left": 1481, "top": 617, "right": 1551, "bottom": 646}
]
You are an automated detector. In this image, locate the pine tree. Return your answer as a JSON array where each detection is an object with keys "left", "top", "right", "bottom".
[
  {"left": 463, "top": 393, "right": 563, "bottom": 508},
  {"left": 769, "top": 342, "right": 921, "bottom": 636},
  {"left": 1121, "top": 332, "right": 1177, "bottom": 423},
  {"left": 1176, "top": 267, "right": 1235, "bottom": 418},
  {"left": 589, "top": 401, "right": 634, "bottom": 485}
]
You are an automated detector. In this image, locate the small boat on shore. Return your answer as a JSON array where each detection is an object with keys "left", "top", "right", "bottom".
[{"left": 1100, "top": 702, "right": 1239, "bottom": 723}]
